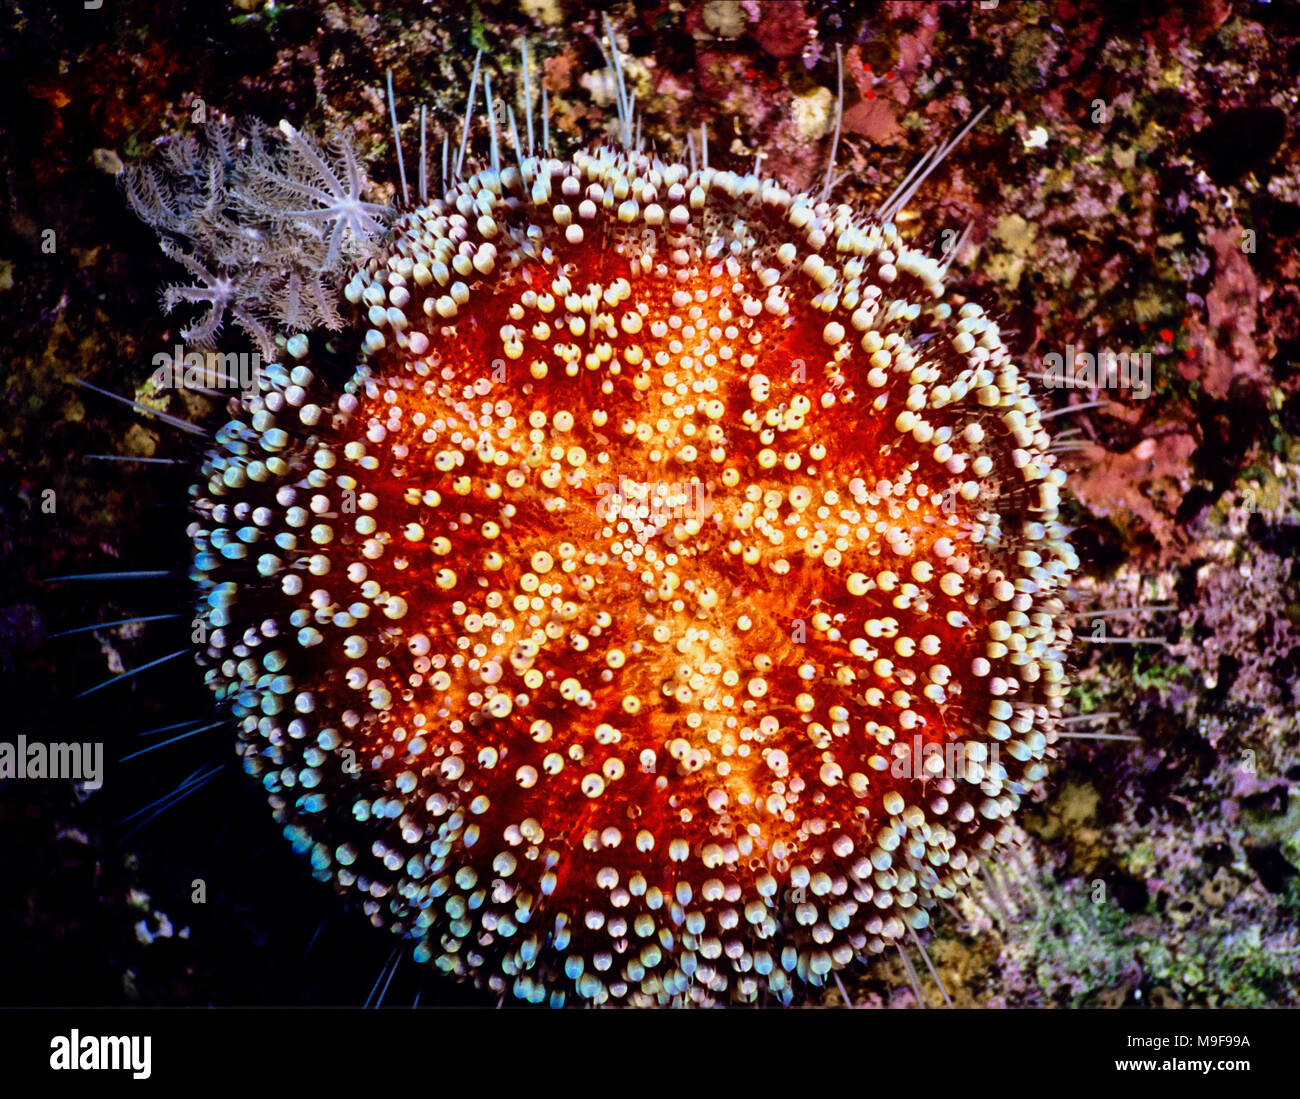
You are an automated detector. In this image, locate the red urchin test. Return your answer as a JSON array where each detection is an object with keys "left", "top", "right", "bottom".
[{"left": 180, "top": 43, "right": 1077, "bottom": 1006}]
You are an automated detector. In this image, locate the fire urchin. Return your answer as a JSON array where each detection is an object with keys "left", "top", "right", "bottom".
[{"left": 174, "top": 39, "right": 1078, "bottom": 1007}]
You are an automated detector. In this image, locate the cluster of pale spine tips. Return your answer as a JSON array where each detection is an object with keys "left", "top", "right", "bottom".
[{"left": 187, "top": 141, "right": 1076, "bottom": 1006}]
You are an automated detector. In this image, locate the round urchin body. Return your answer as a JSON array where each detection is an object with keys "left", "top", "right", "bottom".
[{"left": 187, "top": 123, "right": 1077, "bottom": 1006}]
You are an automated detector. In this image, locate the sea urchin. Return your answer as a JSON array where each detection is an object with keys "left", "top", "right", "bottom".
[{"left": 154, "top": 37, "right": 1079, "bottom": 1007}]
